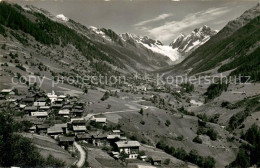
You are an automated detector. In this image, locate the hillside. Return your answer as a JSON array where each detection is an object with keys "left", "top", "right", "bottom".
[
  {"left": 0, "top": 2, "right": 174, "bottom": 74},
  {"left": 162, "top": 3, "right": 260, "bottom": 80}
]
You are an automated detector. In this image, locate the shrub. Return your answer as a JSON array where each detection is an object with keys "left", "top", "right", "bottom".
[
  {"left": 165, "top": 120, "right": 171, "bottom": 127},
  {"left": 193, "top": 136, "right": 202, "bottom": 144}
]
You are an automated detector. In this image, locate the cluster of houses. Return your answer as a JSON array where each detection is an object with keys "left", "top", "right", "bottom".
[{"left": 0, "top": 88, "right": 144, "bottom": 161}]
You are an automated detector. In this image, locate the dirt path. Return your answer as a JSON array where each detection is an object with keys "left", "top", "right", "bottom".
[{"left": 74, "top": 142, "right": 86, "bottom": 168}]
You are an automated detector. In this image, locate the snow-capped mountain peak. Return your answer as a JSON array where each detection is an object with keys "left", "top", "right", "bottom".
[
  {"left": 169, "top": 25, "right": 217, "bottom": 54},
  {"left": 56, "top": 14, "right": 69, "bottom": 22},
  {"left": 120, "top": 33, "right": 181, "bottom": 61}
]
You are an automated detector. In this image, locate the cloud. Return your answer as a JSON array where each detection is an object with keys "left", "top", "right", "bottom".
[
  {"left": 134, "top": 13, "right": 173, "bottom": 27},
  {"left": 135, "top": 6, "right": 230, "bottom": 42}
]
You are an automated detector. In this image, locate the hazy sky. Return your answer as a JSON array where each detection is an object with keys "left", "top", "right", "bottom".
[{"left": 7, "top": 0, "right": 259, "bottom": 44}]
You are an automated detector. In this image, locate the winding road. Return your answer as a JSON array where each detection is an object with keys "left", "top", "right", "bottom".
[{"left": 74, "top": 142, "right": 86, "bottom": 168}]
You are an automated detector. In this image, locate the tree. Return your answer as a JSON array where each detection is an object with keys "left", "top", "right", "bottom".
[
  {"left": 101, "top": 91, "right": 110, "bottom": 101},
  {"left": 203, "top": 156, "right": 216, "bottom": 168},
  {"left": 119, "top": 151, "right": 128, "bottom": 166},
  {"left": 163, "top": 158, "right": 170, "bottom": 165},
  {"left": 107, "top": 104, "right": 111, "bottom": 109},
  {"left": 83, "top": 86, "right": 88, "bottom": 94},
  {"left": 193, "top": 136, "right": 202, "bottom": 144},
  {"left": 0, "top": 111, "right": 64, "bottom": 167},
  {"left": 139, "top": 108, "right": 143, "bottom": 115}
]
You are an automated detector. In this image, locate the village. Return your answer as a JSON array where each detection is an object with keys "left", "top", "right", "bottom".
[{"left": 0, "top": 86, "right": 169, "bottom": 168}]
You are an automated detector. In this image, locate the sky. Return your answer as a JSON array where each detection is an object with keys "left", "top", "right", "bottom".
[{"left": 6, "top": 0, "right": 259, "bottom": 44}]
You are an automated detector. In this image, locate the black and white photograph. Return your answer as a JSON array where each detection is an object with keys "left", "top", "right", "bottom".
[{"left": 0, "top": 0, "right": 260, "bottom": 167}]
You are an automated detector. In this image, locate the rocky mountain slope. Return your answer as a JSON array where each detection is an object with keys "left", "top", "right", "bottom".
[
  {"left": 169, "top": 25, "right": 217, "bottom": 54},
  {"left": 0, "top": 3, "right": 174, "bottom": 74}
]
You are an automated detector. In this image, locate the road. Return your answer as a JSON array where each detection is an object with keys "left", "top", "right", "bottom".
[{"left": 74, "top": 142, "right": 86, "bottom": 168}]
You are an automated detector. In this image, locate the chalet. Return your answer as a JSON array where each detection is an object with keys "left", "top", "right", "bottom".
[
  {"left": 71, "top": 118, "right": 86, "bottom": 133},
  {"left": 55, "top": 99, "right": 64, "bottom": 104},
  {"left": 6, "top": 99, "right": 17, "bottom": 103},
  {"left": 91, "top": 117, "right": 107, "bottom": 126},
  {"left": 63, "top": 104, "right": 73, "bottom": 110},
  {"left": 47, "top": 123, "right": 67, "bottom": 137},
  {"left": 73, "top": 126, "right": 87, "bottom": 133},
  {"left": 107, "top": 134, "right": 121, "bottom": 144},
  {"left": 112, "top": 151, "right": 120, "bottom": 159},
  {"left": 0, "top": 89, "right": 14, "bottom": 95},
  {"left": 59, "top": 136, "right": 75, "bottom": 147},
  {"left": 92, "top": 134, "right": 108, "bottom": 147},
  {"left": 139, "top": 155, "right": 147, "bottom": 161},
  {"left": 55, "top": 123, "right": 68, "bottom": 134},
  {"left": 22, "top": 97, "right": 35, "bottom": 105},
  {"left": 51, "top": 104, "right": 63, "bottom": 109},
  {"left": 24, "top": 106, "right": 38, "bottom": 113},
  {"left": 47, "top": 91, "right": 58, "bottom": 103},
  {"left": 112, "top": 130, "right": 121, "bottom": 135},
  {"left": 151, "top": 157, "right": 162, "bottom": 166},
  {"left": 31, "top": 112, "right": 48, "bottom": 119},
  {"left": 39, "top": 106, "right": 50, "bottom": 111},
  {"left": 76, "top": 134, "right": 92, "bottom": 142},
  {"left": 74, "top": 105, "right": 83, "bottom": 109},
  {"left": 119, "top": 136, "right": 127, "bottom": 141},
  {"left": 19, "top": 104, "right": 26, "bottom": 109},
  {"left": 115, "top": 141, "right": 140, "bottom": 159},
  {"left": 29, "top": 125, "right": 36, "bottom": 133},
  {"left": 37, "top": 97, "right": 48, "bottom": 102},
  {"left": 33, "top": 102, "right": 46, "bottom": 107},
  {"left": 36, "top": 124, "right": 49, "bottom": 134},
  {"left": 58, "top": 109, "right": 70, "bottom": 117},
  {"left": 58, "top": 95, "right": 66, "bottom": 99},
  {"left": 47, "top": 126, "right": 63, "bottom": 136},
  {"left": 71, "top": 109, "right": 83, "bottom": 117},
  {"left": 71, "top": 118, "right": 86, "bottom": 125}
]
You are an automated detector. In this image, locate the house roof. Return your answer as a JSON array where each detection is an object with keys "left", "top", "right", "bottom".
[
  {"left": 58, "top": 95, "right": 66, "bottom": 99},
  {"left": 58, "top": 109, "right": 70, "bottom": 115},
  {"left": 74, "top": 106, "right": 83, "bottom": 109},
  {"left": 23, "top": 98, "right": 35, "bottom": 102},
  {"left": 37, "top": 97, "right": 48, "bottom": 102},
  {"left": 76, "top": 134, "right": 92, "bottom": 139},
  {"left": 59, "top": 136, "right": 74, "bottom": 142},
  {"left": 92, "top": 134, "right": 107, "bottom": 139},
  {"left": 31, "top": 112, "right": 48, "bottom": 117},
  {"left": 39, "top": 106, "right": 50, "bottom": 109},
  {"left": 47, "top": 126, "right": 63, "bottom": 134},
  {"left": 24, "top": 106, "right": 38, "bottom": 111},
  {"left": 95, "top": 118, "right": 106, "bottom": 123},
  {"left": 115, "top": 141, "right": 140, "bottom": 148},
  {"left": 71, "top": 109, "right": 83, "bottom": 113},
  {"left": 73, "top": 126, "right": 87, "bottom": 131},
  {"left": 54, "top": 123, "right": 67, "bottom": 128},
  {"left": 19, "top": 104, "right": 26, "bottom": 108},
  {"left": 37, "top": 124, "right": 49, "bottom": 129},
  {"left": 63, "top": 104, "right": 73, "bottom": 109},
  {"left": 112, "top": 130, "right": 121, "bottom": 133},
  {"left": 52, "top": 104, "right": 63, "bottom": 108},
  {"left": 107, "top": 134, "right": 120, "bottom": 139},
  {"left": 72, "top": 119, "right": 85, "bottom": 125},
  {"left": 33, "top": 102, "right": 46, "bottom": 106},
  {"left": 1, "top": 89, "right": 12, "bottom": 93}
]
